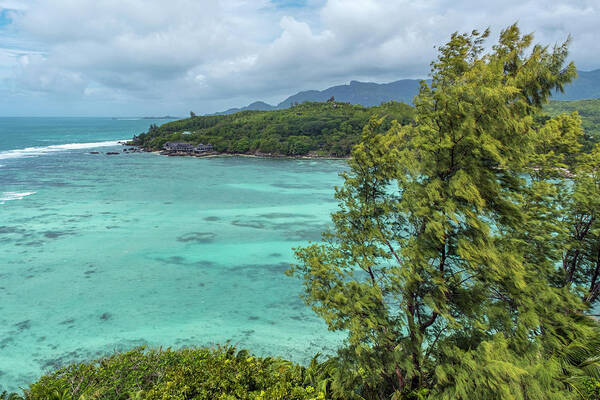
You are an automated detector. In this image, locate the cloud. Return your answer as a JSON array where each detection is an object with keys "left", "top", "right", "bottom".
[{"left": 0, "top": 0, "right": 598, "bottom": 116}]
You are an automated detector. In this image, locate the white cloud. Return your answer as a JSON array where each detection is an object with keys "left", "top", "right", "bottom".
[
  {"left": 0, "top": 0, "right": 29, "bottom": 11},
  {"left": 0, "top": 0, "right": 598, "bottom": 115}
]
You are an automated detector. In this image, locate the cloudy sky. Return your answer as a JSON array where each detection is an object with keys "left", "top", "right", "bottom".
[{"left": 0, "top": 0, "right": 598, "bottom": 116}]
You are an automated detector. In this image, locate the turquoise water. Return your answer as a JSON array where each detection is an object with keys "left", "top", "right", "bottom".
[{"left": 0, "top": 118, "right": 347, "bottom": 392}]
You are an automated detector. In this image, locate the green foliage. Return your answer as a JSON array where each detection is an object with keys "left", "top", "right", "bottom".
[
  {"left": 132, "top": 101, "right": 415, "bottom": 157},
  {"left": 581, "top": 378, "right": 600, "bottom": 400},
  {"left": 0, "top": 392, "right": 25, "bottom": 400},
  {"left": 292, "top": 24, "right": 600, "bottom": 399},
  {"left": 544, "top": 99, "right": 600, "bottom": 148},
  {"left": 21, "top": 346, "right": 331, "bottom": 400}
]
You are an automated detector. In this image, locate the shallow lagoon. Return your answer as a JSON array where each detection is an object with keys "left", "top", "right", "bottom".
[{"left": 0, "top": 137, "right": 347, "bottom": 391}]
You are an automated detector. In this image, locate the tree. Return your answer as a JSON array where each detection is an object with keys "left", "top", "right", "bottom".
[
  {"left": 521, "top": 111, "right": 600, "bottom": 307},
  {"left": 560, "top": 144, "right": 600, "bottom": 304},
  {"left": 287, "top": 135, "right": 312, "bottom": 155},
  {"left": 292, "top": 25, "right": 600, "bottom": 399},
  {"left": 233, "top": 137, "right": 251, "bottom": 153}
]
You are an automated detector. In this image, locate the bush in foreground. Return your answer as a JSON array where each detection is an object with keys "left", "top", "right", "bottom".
[{"left": 4, "top": 346, "right": 330, "bottom": 400}]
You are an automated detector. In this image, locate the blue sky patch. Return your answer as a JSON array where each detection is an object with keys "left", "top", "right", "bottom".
[
  {"left": 270, "top": 0, "right": 308, "bottom": 9},
  {"left": 0, "top": 9, "right": 15, "bottom": 28}
]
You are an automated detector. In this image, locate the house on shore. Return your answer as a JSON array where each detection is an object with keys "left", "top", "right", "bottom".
[
  {"left": 163, "top": 142, "right": 214, "bottom": 153},
  {"left": 163, "top": 142, "right": 195, "bottom": 152},
  {"left": 195, "top": 143, "right": 214, "bottom": 153}
]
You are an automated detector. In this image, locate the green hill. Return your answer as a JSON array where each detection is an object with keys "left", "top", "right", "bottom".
[
  {"left": 133, "top": 101, "right": 415, "bottom": 157},
  {"left": 544, "top": 99, "right": 600, "bottom": 144}
]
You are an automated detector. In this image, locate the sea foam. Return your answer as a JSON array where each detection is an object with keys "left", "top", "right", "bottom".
[
  {"left": 0, "top": 191, "right": 36, "bottom": 204},
  {"left": 0, "top": 140, "right": 126, "bottom": 160}
]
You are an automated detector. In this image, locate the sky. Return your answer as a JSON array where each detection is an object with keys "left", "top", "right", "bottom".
[{"left": 0, "top": 0, "right": 598, "bottom": 117}]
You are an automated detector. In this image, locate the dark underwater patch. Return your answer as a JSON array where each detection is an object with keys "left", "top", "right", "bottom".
[
  {"left": 269, "top": 252, "right": 282, "bottom": 257},
  {"left": 15, "top": 320, "right": 31, "bottom": 332},
  {"left": 0, "top": 337, "right": 14, "bottom": 349},
  {"left": 177, "top": 232, "right": 217, "bottom": 243},
  {"left": 39, "top": 350, "right": 80, "bottom": 371},
  {"left": 44, "top": 181, "right": 72, "bottom": 187},
  {"left": 156, "top": 256, "right": 215, "bottom": 268},
  {"left": 59, "top": 319, "right": 75, "bottom": 325},
  {"left": 43, "top": 230, "right": 75, "bottom": 239},
  {"left": 240, "top": 263, "right": 291, "bottom": 279},
  {"left": 204, "top": 216, "right": 220, "bottom": 221},
  {"left": 257, "top": 212, "right": 312, "bottom": 219},
  {"left": 158, "top": 256, "right": 187, "bottom": 265},
  {"left": 100, "top": 313, "right": 112, "bottom": 321},
  {"left": 17, "top": 240, "right": 45, "bottom": 247},
  {"left": 284, "top": 229, "right": 323, "bottom": 241},
  {"left": 0, "top": 226, "right": 26, "bottom": 234},
  {"left": 263, "top": 263, "right": 291, "bottom": 273},
  {"left": 11, "top": 214, "right": 58, "bottom": 224},
  {"left": 231, "top": 220, "right": 265, "bottom": 229},
  {"left": 271, "top": 183, "right": 314, "bottom": 189}
]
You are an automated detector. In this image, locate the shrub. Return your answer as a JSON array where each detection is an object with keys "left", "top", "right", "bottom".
[{"left": 22, "top": 346, "right": 328, "bottom": 400}]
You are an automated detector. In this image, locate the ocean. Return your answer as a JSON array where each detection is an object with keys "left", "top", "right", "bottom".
[{"left": 0, "top": 117, "right": 346, "bottom": 392}]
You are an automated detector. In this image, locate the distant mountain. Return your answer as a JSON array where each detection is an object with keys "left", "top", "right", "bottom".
[
  {"left": 212, "top": 79, "right": 427, "bottom": 115},
  {"left": 277, "top": 79, "right": 426, "bottom": 108},
  {"left": 553, "top": 69, "right": 600, "bottom": 100},
  {"left": 212, "top": 69, "right": 600, "bottom": 115},
  {"left": 214, "top": 101, "right": 276, "bottom": 115}
]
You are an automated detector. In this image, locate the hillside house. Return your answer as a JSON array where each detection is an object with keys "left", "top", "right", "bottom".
[
  {"left": 163, "top": 142, "right": 195, "bottom": 152},
  {"left": 195, "top": 143, "right": 214, "bottom": 153}
]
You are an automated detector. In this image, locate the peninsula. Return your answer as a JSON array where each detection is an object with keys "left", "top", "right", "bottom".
[{"left": 130, "top": 100, "right": 415, "bottom": 157}]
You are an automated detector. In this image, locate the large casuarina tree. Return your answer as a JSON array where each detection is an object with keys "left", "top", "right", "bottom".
[{"left": 292, "top": 25, "right": 600, "bottom": 399}]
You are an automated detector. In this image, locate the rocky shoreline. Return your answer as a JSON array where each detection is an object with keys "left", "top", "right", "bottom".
[
  {"left": 91, "top": 141, "right": 350, "bottom": 160},
  {"left": 156, "top": 149, "right": 349, "bottom": 160}
]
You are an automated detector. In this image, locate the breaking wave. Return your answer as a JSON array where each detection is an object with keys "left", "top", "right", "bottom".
[
  {"left": 0, "top": 191, "right": 36, "bottom": 204},
  {"left": 0, "top": 140, "right": 126, "bottom": 160}
]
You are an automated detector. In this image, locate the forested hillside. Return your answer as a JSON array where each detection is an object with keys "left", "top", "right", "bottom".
[{"left": 133, "top": 101, "right": 415, "bottom": 157}]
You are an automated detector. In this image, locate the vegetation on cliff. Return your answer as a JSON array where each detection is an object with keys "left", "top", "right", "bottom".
[
  {"left": 2, "top": 347, "right": 335, "bottom": 400},
  {"left": 132, "top": 101, "right": 415, "bottom": 157}
]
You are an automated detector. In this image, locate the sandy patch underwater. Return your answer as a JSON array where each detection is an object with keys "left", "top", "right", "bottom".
[{"left": 0, "top": 148, "right": 347, "bottom": 392}]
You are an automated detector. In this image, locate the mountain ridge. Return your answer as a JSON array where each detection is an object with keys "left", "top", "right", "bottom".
[{"left": 210, "top": 69, "right": 600, "bottom": 115}]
